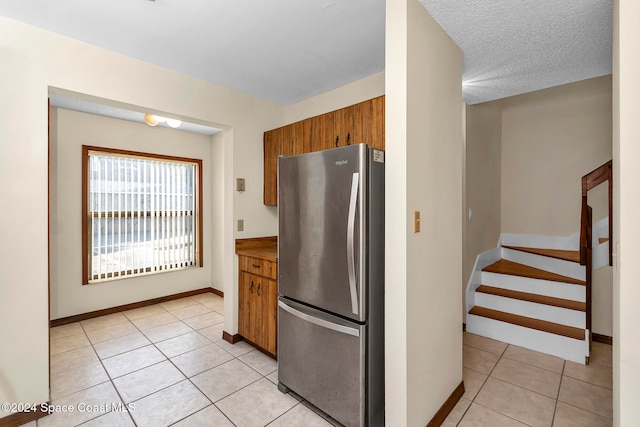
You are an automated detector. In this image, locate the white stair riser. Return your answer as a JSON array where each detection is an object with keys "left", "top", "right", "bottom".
[
  {"left": 501, "top": 248, "right": 585, "bottom": 281},
  {"left": 466, "top": 247, "right": 502, "bottom": 313},
  {"left": 593, "top": 241, "right": 610, "bottom": 270},
  {"left": 466, "top": 314, "right": 588, "bottom": 364},
  {"left": 501, "top": 233, "right": 579, "bottom": 251},
  {"left": 475, "top": 293, "right": 586, "bottom": 328},
  {"left": 481, "top": 272, "right": 585, "bottom": 302}
]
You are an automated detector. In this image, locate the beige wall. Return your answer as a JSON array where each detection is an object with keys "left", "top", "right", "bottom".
[
  {"left": 284, "top": 71, "right": 385, "bottom": 123},
  {"left": 386, "top": 0, "right": 463, "bottom": 424},
  {"left": 501, "top": 76, "right": 612, "bottom": 236},
  {"left": 613, "top": 0, "right": 640, "bottom": 424},
  {"left": 0, "top": 17, "right": 283, "bottom": 413},
  {"left": 464, "top": 81, "right": 614, "bottom": 335},
  {"left": 464, "top": 102, "right": 502, "bottom": 298},
  {"left": 49, "top": 108, "right": 220, "bottom": 319}
]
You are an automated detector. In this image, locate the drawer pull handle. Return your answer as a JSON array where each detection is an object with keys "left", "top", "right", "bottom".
[
  {"left": 252, "top": 264, "right": 261, "bottom": 268},
  {"left": 257, "top": 283, "right": 261, "bottom": 296},
  {"left": 250, "top": 281, "right": 254, "bottom": 293}
]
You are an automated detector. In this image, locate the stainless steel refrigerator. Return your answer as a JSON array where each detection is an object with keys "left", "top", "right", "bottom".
[{"left": 277, "top": 144, "right": 384, "bottom": 427}]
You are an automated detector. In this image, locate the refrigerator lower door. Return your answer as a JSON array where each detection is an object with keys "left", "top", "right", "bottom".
[{"left": 278, "top": 298, "right": 365, "bottom": 427}]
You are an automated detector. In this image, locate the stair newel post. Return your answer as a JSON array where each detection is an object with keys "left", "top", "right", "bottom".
[
  {"left": 580, "top": 186, "right": 588, "bottom": 266},
  {"left": 586, "top": 205, "right": 593, "bottom": 350},
  {"left": 608, "top": 162, "right": 613, "bottom": 267}
]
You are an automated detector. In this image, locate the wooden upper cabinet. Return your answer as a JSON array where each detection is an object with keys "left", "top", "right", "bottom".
[
  {"left": 371, "top": 95, "right": 385, "bottom": 151},
  {"left": 353, "top": 99, "right": 372, "bottom": 147},
  {"left": 263, "top": 127, "right": 281, "bottom": 206},
  {"left": 309, "top": 112, "right": 335, "bottom": 152},
  {"left": 333, "top": 105, "right": 354, "bottom": 148},
  {"left": 264, "top": 95, "right": 385, "bottom": 205},
  {"left": 289, "top": 120, "right": 309, "bottom": 156}
]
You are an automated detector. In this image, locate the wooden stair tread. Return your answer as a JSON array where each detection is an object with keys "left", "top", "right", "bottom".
[
  {"left": 476, "top": 285, "right": 586, "bottom": 312},
  {"left": 502, "top": 245, "right": 580, "bottom": 263},
  {"left": 598, "top": 237, "right": 609, "bottom": 244},
  {"left": 469, "top": 306, "right": 585, "bottom": 340},
  {"left": 483, "top": 259, "right": 585, "bottom": 286}
]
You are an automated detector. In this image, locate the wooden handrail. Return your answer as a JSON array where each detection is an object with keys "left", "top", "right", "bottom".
[
  {"left": 579, "top": 160, "right": 612, "bottom": 266},
  {"left": 579, "top": 160, "right": 611, "bottom": 353},
  {"left": 585, "top": 206, "right": 593, "bottom": 336}
]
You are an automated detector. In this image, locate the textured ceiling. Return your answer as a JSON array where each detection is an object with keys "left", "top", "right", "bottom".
[
  {"left": 0, "top": 0, "right": 612, "bottom": 108},
  {"left": 421, "top": 0, "right": 612, "bottom": 105}
]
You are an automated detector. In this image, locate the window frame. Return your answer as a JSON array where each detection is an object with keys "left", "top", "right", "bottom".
[{"left": 81, "top": 145, "right": 203, "bottom": 285}]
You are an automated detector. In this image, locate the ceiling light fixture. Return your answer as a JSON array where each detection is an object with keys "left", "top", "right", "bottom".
[
  {"left": 144, "top": 113, "right": 159, "bottom": 126},
  {"left": 144, "top": 114, "right": 181, "bottom": 129}
]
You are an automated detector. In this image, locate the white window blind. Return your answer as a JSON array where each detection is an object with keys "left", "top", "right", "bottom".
[{"left": 86, "top": 149, "right": 200, "bottom": 283}]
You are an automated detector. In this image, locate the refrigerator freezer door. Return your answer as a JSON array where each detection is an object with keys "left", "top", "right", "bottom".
[
  {"left": 278, "top": 145, "right": 367, "bottom": 321},
  {"left": 278, "top": 298, "right": 366, "bottom": 427}
]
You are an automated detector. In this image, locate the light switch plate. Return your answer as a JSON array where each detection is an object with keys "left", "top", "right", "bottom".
[
  {"left": 414, "top": 211, "right": 421, "bottom": 233},
  {"left": 237, "top": 219, "right": 244, "bottom": 231},
  {"left": 236, "top": 178, "right": 246, "bottom": 192}
]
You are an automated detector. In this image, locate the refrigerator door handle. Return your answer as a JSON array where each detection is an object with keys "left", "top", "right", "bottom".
[
  {"left": 278, "top": 301, "right": 360, "bottom": 337},
  {"left": 347, "top": 172, "right": 360, "bottom": 315}
]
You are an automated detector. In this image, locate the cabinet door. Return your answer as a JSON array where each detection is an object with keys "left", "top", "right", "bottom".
[
  {"left": 249, "top": 275, "right": 265, "bottom": 347},
  {"left": 282, "top": 121, "right": 308, "bottom": 156},
  {"left": 310, "top": 112, "right": 335, "bottom": 152},
  {"left": 238, "top": 272, "right": 252, "bottom": 338},
  {"left": 371, "top": 96, "right": 385, "bottom": 150},
  {"left": 263, "top": 278, "right": 278, "bottom": 355},
  {"left": 353, "top": 99, "right": 373, "bottom": 146},
  {"left": 333, "top": 106, "right": 354, "bottom": 148},
  {"left": 300, "top": 118, "right": 313, "bottom": 154},
  {"left": 263, "top": 129, "right": 281, "bottom": 206}
]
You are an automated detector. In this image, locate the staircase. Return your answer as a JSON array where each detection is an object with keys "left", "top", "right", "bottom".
[
  {"left": 466, "top": 245, "right": 590, "bottom": 364},
  {"left": 466, "top": 161, "right": 613, "bottom": 365}
]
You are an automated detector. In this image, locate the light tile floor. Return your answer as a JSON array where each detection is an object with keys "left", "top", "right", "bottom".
[
  {"left": 443, "top": 332, "right": 613, "bottom": 426},
  {"left": 28, "top": 294, "right": 335, "bottom": 427},
  {"left": 22, "top": 295, "right": 613, "bottom": 427}
]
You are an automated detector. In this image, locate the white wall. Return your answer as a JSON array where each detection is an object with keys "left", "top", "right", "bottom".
[
  {"left": 386, "top": 0, "right": 463, "bottom": 424},
  {"left": 613, "top": 0, "right": 640, "bottom": 425},
  {"left": 0, "top": 17, "right": 283, "bottom": 415},
  {"left": 49, "top": 108, "right": 219, "bottom": 319}
]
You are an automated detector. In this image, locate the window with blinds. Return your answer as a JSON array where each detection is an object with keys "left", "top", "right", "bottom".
[{"left": 82, "top": 146, "right": 203, "bottom": 284}]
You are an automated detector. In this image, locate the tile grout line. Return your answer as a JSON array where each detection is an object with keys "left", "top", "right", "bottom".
[
  {"left": 62, "top": 300, "right": 198, "bottom": 426},
  {"left": 549, "top": 359, "right": 566, "bottom": 426},
  {"left": 87, "top": 317, "right": 141, "bottom": 427},
  {"left": 457, "top": 337, "right": 613, "bottom": 426},
  {"left": 94, "top": 298, "right": 226, "bottom": 426},
  {"left": 141, "top": 297, "right": 270, "bottom": 425},
  {"left": 456, "top": 342, "right": 506, "bottom": 424},
  {"left": 46, "top": 296, "right": 325, "bottom": 427},
  {"left": 127, "top": 297, "right": 234, "bottom": 426},
  {"left": 77, "top": 322, "right": 136, "bottom": 427},
  {"left": 461, "top": 343, "right": 550, "bottom": 426}
]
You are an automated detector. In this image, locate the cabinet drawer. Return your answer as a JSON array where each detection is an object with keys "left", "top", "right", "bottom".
[{"left": 239, "top": 256, "right": 277, "bottom": 279}]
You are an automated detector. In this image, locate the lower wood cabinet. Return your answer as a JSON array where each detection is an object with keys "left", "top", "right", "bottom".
[{"left": 238, "top": 255, "right": 277, "bottom": 357}]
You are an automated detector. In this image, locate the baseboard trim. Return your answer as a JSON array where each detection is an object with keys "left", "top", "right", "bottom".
[
  {"left": 593, "top": 333, "right": 613, "bottom": 345},
  {"left": 50, "top": 287, "right": 223, "bottom": 327},
  {"left": 223, "top": 331, "right": 243, "bottom": 344},
  {"left": 0, "top": 402, "right": 48, "bottom": 427},
  {"left": 426, "top": 381, "right": 465, "bottom": 427}
]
